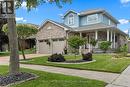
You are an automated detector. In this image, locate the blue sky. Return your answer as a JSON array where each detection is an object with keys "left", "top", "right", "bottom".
[{"left": 16, "top": 0, "right": 130, "bottom": 33}]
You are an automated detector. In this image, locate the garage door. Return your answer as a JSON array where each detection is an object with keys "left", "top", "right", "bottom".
[
  {"left": 38, "top": 40, "right": 50, "bottom": 54},
  {"left": 52, "top": 38, "right": 65, "bottom": 54}
]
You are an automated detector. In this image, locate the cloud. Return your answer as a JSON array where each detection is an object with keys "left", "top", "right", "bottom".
[
  {"left": 124, "top": 29, "right": 129, "bottom": 33},
  {"left": 119, "top": 19, "right": 129, "bottom": 24},
  {"left": 21, "top": 1, "right": 27, "bottom": 9},
  {"left": 58, "top": 14, "right": 63, "bottom": 16},
  {"left": 16, "top": 17, "right": 27, "bottom": 22},
  {"left": 121, "top": 0, "right": 130, "bottom": 4}
]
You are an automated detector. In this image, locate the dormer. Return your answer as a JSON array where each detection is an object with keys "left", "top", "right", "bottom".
[{"left": 63, "top": 10, "right": 79, "bottom": 28}]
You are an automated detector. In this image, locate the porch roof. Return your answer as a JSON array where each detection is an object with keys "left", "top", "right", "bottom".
[
  {"left": 73, "top": 23, "right": 114, "bottom": 31},
  {"left": 71, "top": 23, "right": 128, "bottom": 36}
]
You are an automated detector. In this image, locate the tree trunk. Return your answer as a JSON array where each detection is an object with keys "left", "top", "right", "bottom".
[
  {"left": 18, "top": 39, "right": 26, "bottom": 60},
  {"left": 21, "top": 40, "right": 26, "bottom": 60},
  {"left": 7, "top": 0, "right": 19, "bottom": 74}
]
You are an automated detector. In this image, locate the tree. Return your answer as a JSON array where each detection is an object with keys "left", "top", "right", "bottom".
[
  {"left": 90, "top": 39, "right": 97, "bottom": 53},
  {"left": 68, "top": 35, "right": 86, "bottom": 59},
  {"left": 5, "top": 0, "right": 71, "bottom": 74},
  {"left": 117, "top": 44, "right": 128, "bottom": 57},
  {"left": 3, "top": 24, "right": 38, "bottom": 60},
  {"left": 99, "top": 41, "right": 111, "bottom": 53}
]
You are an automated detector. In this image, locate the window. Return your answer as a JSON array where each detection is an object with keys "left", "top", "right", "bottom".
[
  {"left": 47, "top": 26, "right": 52, "bottom": 30},
  {"left": 39, "top": 40, "right": 44, "bottom": 43},
  {"left": 53, "top": 39, "right": 58, "bottom": 42},
  {"left": 87, "top": 14, "right": 98, "bottom": 24},
  {"left": 68, "top": 14, "right": 74, "bottom": 25},
  {"left": 59, "top": 38, "right": 64, "bottom": 41}
]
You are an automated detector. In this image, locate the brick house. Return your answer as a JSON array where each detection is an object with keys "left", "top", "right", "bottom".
[{"left": 36, "top": 9, "right": 128, "bottom": 54}]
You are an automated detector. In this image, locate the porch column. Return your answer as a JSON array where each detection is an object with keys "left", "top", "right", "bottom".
[
  {"left": 95, "top": 30, "right": 98, "bottom": 48},
  {"left": 107, "top": 29, "right": 110, "bottom": 41},
  {"left": 113, "top": 31, "right": 116, "bottom": 48},
  {"left": 95, "top": 30, "right": 98, "bottom": 40},
  {"left": 79, "top": 32, "right": 82, "bottom": 54},
  {"left": 110, "top": 30, "right": 113, "bottom": 48}
]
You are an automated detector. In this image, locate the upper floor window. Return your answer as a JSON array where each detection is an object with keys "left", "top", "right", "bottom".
[
  {"left": 87, "top": 14, "right": 98, "bottom": 24},
  {"left": 68, "top": 14, "right": 74, "bottom": 25}
]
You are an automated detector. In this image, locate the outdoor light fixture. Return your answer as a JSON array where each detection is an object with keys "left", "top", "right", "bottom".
[{"left": 0, "top": 0, "right": 14, "bottom": 18}]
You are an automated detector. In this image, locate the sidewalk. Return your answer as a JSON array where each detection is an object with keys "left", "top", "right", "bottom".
[
  {"left": 106, "top": 66, "right": 130, "bottom": 87},
  {"left": 20, "top": 64, "right": 119, "bottom": 83}
]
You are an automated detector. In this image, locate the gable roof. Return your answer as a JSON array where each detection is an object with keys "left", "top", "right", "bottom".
[
  {"left": 79, "top": 9, "right": 119, "bottom": 24},
  {"left": 79, "top": 9, "right": 105, "bottom": 16},
  {"left": 62, "top": 9, "right": 119, "bottom": 24},
  {"left": 39, "top": 19, "right": 72, "bottom": 31},
  {"left": 63, "top": 10, "right": 79, "bottom": 18}
]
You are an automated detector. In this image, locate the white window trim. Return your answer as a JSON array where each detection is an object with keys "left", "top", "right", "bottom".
[
  {"left": 68, "top": 13, "right": 74, "bottom": 25},
  {"left": 87, "top": 14, "right": 98, "bottom": 25}
]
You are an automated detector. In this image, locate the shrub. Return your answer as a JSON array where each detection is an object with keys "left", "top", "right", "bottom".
[
  {"left": 90, "top": 39, "right": 98, "bottom": 53},
  {"left": 82, "top": 53, "right": 93, "bottom": 61},
  {"left": 115, "top": 44, "right": 128, "bottom": 57},
  {"left": 112, "top": 53, "right": 124, "bottom": 58},
  {"left": 67, "top": 35, "right": 86, "bottom": 56},
  {"left": 48, "top": 54, "right": 65, "bottom": 62},
  {"left": 99, "top": 41, "right": 111, "bottom": 53}
]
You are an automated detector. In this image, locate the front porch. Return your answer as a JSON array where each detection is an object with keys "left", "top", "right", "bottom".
[{"left": 74, "top": 29, "right": 118, "bottom": 53}]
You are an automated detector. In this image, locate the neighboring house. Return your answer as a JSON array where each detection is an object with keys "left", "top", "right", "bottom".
[
  {"left": 0, "top": 18, "right": 8, "bottom": 52},
  {"left": 36, "top": 9, "right": 128, "bottom": 54},
  {"left": 0, "top": 23, "right": 38, "bottom": 52}
]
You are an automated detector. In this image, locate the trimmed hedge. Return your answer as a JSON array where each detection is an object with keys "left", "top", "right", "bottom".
[
  {"left": 48, "top": 54, "right": 65, "bottom": 62},
  {"left": 82, "top": 53, "right": 93, "bottom": 61}
]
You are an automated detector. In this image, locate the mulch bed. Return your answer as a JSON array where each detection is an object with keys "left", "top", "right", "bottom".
[{"left": 0, "top": 72, "right": 37, "bottom": 86}]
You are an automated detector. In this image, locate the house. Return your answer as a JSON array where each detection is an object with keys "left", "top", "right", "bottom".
[{"left": 36, "top": 9, "right": 128, "bottom": 54}]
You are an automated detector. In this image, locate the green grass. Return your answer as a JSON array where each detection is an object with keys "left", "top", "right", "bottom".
[
  {"left": 0, "top": 52, "right": 10, "bottom": 57},
  {"left": 0, "top": 66, "right": 105, "bottom": 87},
  {"left": 21, "top": 54, "right": 130, "bottom": 73},
  {"left": 0, "top": 48, "right": 36, "bottom": 57}
]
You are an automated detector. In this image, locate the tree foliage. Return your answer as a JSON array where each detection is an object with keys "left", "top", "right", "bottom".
[
  {"left": 116, "top": 44, "right": 128, "bottom": 57},
  {"left": 68, "top": 35, "right": 86, "bottom": 50},
  {"left": 3, "top": 24, "right": 38, "bottom": 39},
  {"left": 99, "top": 41, "right": 111, "bottom": 53},
  {"left": 90, "top": 39, "right": 98, "bottom": 53},
  {"left": 15, "top": 0, "right": 72, "bottom": 10},
  {"left": 68, "top": 35, "right": 86, "bottom": 59},
  {"left": 3, "top": 24, "right": 38, "bottom": 60},
  {"left": 90, "top": 39, "right": 97, "bottom": 47}
]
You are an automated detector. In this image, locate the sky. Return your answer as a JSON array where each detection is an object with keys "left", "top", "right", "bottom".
[{"left": 15, "top": 0, "right": 130, "bottom": 33}]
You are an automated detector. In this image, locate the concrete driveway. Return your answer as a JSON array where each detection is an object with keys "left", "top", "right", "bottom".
[{"left": 0, "top": 54, "right": 50, "bottom": 65}]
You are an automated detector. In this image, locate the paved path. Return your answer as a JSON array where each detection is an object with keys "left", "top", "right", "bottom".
[
  {"left": 21, "top": 64, "right": 120, "bottom": 83},
  {"left": 106, "top": 66, "right": 130, "bottom": 87},
  {"left": 0, "top": 54, "right": 50, "bottom": 65}
]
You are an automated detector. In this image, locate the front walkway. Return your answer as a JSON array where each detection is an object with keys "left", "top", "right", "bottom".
[
  {"left": 106, "top": 66, "right": 130, "bottom": 87},
  {"left": 0, "top": 54, "right": 50, "bottom": 65},
  {"left": 21, "top": 64, "right": 119, "bottom": 84}
]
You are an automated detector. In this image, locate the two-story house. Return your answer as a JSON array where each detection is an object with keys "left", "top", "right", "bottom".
[{"left": 36, "top": 9, "right": 127, "bottom": 54}]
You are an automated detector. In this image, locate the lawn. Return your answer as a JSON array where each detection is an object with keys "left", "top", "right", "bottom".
[
  {"left": 0, "top": 52, "right": 10, "bottom": 57},
  {"left": 0, "top": 66, "right": 105, "bottom": 87},
  {"left": 0, "top": 48, "right": 36, "bottom": 57},
  {"left": 20, "top": 54, "right": 130, "bottom": 73}
]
